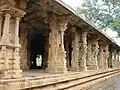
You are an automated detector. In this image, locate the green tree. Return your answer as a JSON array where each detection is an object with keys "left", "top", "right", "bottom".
[{"left": 77, "top": 0, "right": 120, "bottom": 36}]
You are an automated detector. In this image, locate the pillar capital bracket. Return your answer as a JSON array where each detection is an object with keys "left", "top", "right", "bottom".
[
  {"left": 70, "top": 26, "right": 77, "bottom": 33},
  {"left": 0, "top": 5, "right": 26, "bottom": 18},
  {"left": 58, "top": 18, "right": 69, "bottom": 32}
]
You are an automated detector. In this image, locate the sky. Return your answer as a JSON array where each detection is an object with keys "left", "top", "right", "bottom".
[
  {"left": 63, "top": 0, "right": 83, "bottom": 8},
  {"left": 62, "top": 0, "right": 120, "bottom": 46}
]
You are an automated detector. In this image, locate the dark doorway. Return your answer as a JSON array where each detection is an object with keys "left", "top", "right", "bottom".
[
  {"left": 64, "top": 32, "right": 72, "bottom": 70},
  {"left": 68, "top": 41, "right": 72, "bottom": 67},
  {"left": 30, "top": 32, "right": 46, "bottom": 69}
]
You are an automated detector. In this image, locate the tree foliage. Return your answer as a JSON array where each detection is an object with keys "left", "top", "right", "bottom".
[{"left": 77, "top": 0, "right": 120, "bottom": 36}]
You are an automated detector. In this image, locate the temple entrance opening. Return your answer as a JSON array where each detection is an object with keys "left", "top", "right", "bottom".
[{"left": 29, "top": 32, "right": 46, "bottom": 69}]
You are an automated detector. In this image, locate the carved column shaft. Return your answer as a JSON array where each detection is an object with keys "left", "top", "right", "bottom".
[
  {"left": 112, "top": 50, "right": 116, "bottom": 68},
  {"left": 92, "top": 40, "right": 99, "bottom": 70},
  {"left": 115, "top": 51, "right": 120, "bottom": 68},
  {"left": 98, "top": 43, "right": 109, "bottom": 69},
  {"left": 104, "top": 45, "right": 109, "bottom": 69},
  {"left": 87, "top": 40, "right": 92, "bottom": 68},
  {"left": 15, "top": 17, "right": 20, "bottom": 38},
  {"left": 71, "top": 27, "right": 80, "bottom": 71},
  {"left": 0, "top": 13, "right": 12, "bottom": 78},
  {"left": 87, "top": 38, "right": 99, "bottom": 70},
  {"left": 1, "top": 13, "right": 12, "bottom": 74},
  {"left": 98, "top": 45, "right": 104, "bottom": 69},
  {"left": 116, "top": 52, "right": 119, "bottom": 61},
  {"left": 47, "top": 17, "right": 68, "bottom": 73},
  {"left": 0, "top": 9, "right": 25, "bottom": 79},
  {"left": 0, "top": 14, "right": 3, "bottom": 39},
  {"left": 58, "top": 19, "right": 68, "bottom": 73},
  {"left": 12, "top": 16, "right": 21, "bottom": 71},
  {"left": 0, "top": 13, "right": 11, "bottom": 46},
  {"left": 79, "top": 31, "right": 87, "bottom": 71},
  {"left": 114, "top": 51, "right": 118, "bottom": 68},
  {"left": 14, "top": 17, "right": 21, "bottom": 47},
  {"left": 117, "top": 52, "right": 120, "bottom": 68},
  {"left": 3, "top": 14, "right": 11, "bottom": 35}
]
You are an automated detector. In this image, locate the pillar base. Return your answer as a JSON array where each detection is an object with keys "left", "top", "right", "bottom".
[
  {"left": 47, "top": 66, "right": 68, "bottom": 74},
  {"left": 87, "top": 65, "right": 98, "bottom": 70},
  {"left": 79, "top": 66, "right": 88, "bottom": 71},
  {"left": 0, "top": 69, "right": 22, "bottom": 79}
]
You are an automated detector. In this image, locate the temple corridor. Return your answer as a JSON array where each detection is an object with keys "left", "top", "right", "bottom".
[{"left": 0, "top": 0, "right": 120, "bottom": 90}]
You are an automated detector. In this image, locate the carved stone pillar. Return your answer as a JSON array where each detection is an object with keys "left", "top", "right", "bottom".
[
  {"left": 79, "top": 31, "right": 88, "bottom": 71},
  {"left": 98, "top": 43, "right": 109, "bottom": 69},
  {"left": 0, "top": 13, "right": 12, "bottom": 46},
  {"left": 87, "top": 40, "right": 92, "bottom": 69},
  {"left": 118, "top": 52, "right": 120, "bottom": 65},
  {"left": 58, "top": 19, "right": 68, "bottom": 73},
  {"left": 12, "top": 16, "right": 23, "bottom": 78},
  {"left": 112, "top": 50, "right": 116, "bottom": 68},
  {"left": 118, "top": 52, "right": 120, "bottom": 68},
  {"left": 87, "top": 38, "right": 99, "bottom": 70},
  {"left": 98, "top": 44, "right": 104, "bottom": 69},
  {"left": 108, "top": 48, "right": 113, "bottom": 68},
  {"left": 0, "top": 7, "right": 25, "bottom": 78},
  {"left": 14, "top": 17, "right": 21, "bottom": 47},
  {"left": 64, "top": 30, "right": 71, "bottom": 70},
  {"left": 114, "top": 51, "right": 118, "bottom": 68},
  {"left": 0, "top": 14, "right": 3, "bottom": 40},
  {"left": 71, "top": 27, "right": 80, "bottom": 71},
  {"left": 104, "top": 44, "right": 109, "bottom": 69},
  {"left": 47, "top": 17, "right": 68, "bottom": 73},
  {"left": 115, "top": 51, "right": 117, "bottom": 68},
  {"left": 115, "top": 51, "right": 120, "bottom": 68},
  {"left": 0, "top": 13, "right": 13, "bottom": 79}
]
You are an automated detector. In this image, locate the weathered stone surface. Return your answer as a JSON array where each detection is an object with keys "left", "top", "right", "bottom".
[
  {"left": 47, "top": 16, "right": 68, "bottom": 73},
  {"left": 0, "top": 2, "right": 26, "bottom": 78},
  {"left": 19, "top": 26, "right": 28, "bottom": 71},
  {"left": 87, "top": 37, "right": 99, "bottom": 70},
  {"left": 0, "top": 69, "right": 119, "bottom": 90},
  {"left": 0, "top": 0, "right": 120, "bottom": 90},
  {"left": 71, "top": 27, "right": 80, "bottom": 71}
]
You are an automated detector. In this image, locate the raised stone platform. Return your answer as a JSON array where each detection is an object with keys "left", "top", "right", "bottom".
[{"left": 0, "top": 69, "right": 120, "bottom": 90}]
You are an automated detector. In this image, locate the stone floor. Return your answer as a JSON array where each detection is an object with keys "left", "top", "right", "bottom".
[
  {"left": 23, "top": 69, "right": 50, "bottom": 77},
  {"left": 113, "top": 80, "right": 120, "bottom": 90},
  {"left": 101, "top": 77, "right": 120, "bottom": 90},
  {"left": 23, "top": 69, "right": 120, "bottom": 90}
]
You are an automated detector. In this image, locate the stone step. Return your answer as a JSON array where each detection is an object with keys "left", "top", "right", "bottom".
[{"left": 0, "top": 69, "right": 119, "bottom": 90}]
